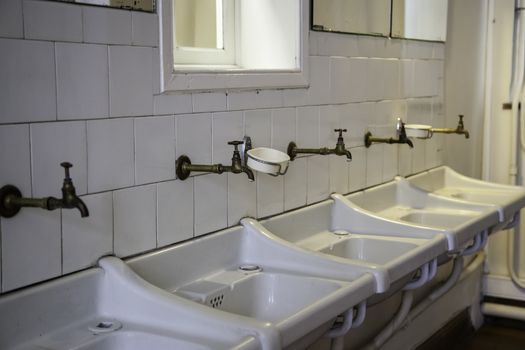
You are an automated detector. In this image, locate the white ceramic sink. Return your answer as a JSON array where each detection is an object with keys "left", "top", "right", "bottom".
[
  {"left": 345, "top": 178, "right": 500, "bottom": 251},
  {"left": 250, "top": 198, "right": 447, "bottom": 291},
  {"left": 126, "top": 226, "right": 376, "bottom": 349},
  {"left": 406, "top": 166, "right": 525, "bottom": 230},
  {"left": 0, "top": 264, "right": 261, "bottom": 350}
]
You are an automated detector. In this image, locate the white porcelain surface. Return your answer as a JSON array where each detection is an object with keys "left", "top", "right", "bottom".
[
  {"left": 109, "top": 46, "right": 153, "bottom": 117},
  {"left": 0, "top": 0, "right": 23, "bottom": 38},
  {"left": 194, "top": 174, "right": 227, "bottom": 236},
  {"left": 345, "top": 178, "right": 500, "bottom": 250},
  {"left": 56, "top": 43, "right": 109, "bottom": 120},
  {"left": 83, "top": 6, "right": 131, "bottom": 45},
  {"left": 113, "top": 185, "right": 156, "bottom": 257},
  {"left": 365, "top": 144, "right": 383, "bottom": 187},
  {"left": 134, "top": 116, "right": 175, "bottom": 184},
  {"left": 31, "top": 121, "right": 88, "bottom": 197},
  {"left": 87, "top": 119, "right": 134, "bottom": 192},
  {"left": 329, "top": 155, "right": 349, "bottom": 195},
  {"left": 407, "top": 166, "right": 525, "bottom": 227},
  {"left": 62, "top": 192, "right": 113, "bottom": 274},
  {"left": 348, "top": 147, "right": 367, "bottom": 192},
  {"left": 0, "top": 38, "right": 56, "bottom": 123},
  {"left": 23, "top": 0, "right": 82, "bottom": 42},
  {"left": 127, "top": 225, "right": 375, "bottom": 348},
  {"left": 176, "top": 113, "right": 212, "bottom": 165},
  {"left": 131, "top": 11, "right": 158, "bottom": 47},
  {"left": 1, "top": 210, "right": 61, "bottom": 292},
  {"left": 247, "top": 147, "right": 290, "bottom": 176},
  {"left": 0, "top": 125, "right": 31, "bottom": 195},
  {"left": 382, "top": 144, "right": 398, "bottom": 182},
  {"left": 0, "top": 261, "right": 261, "bottom": 350},
  {"left": 258, "top": 197, "right": 447, "bottom": 290},
  {"left": 157, "top": 179, "right": 194, "bottom": 246}
]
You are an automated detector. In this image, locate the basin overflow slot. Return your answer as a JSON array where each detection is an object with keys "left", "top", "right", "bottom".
[
  {"left": 238, "top": 264, "right": 262, "bottom": 273},
  {"left": 333, "top": 229, "right": 350, "bottom": 236}
]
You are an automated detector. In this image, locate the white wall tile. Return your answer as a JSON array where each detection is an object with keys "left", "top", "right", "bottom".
[
  {"left": 152, "top": 48, "right": 160, "bottom": 95},
  {"left": 87, "top": 119, "right": 134, "bottom": 192},
  {"left": 340, "top": 102, "right": 374, "bottom": 147},
  {"left": 0, "top": 125, "right": 31, "bottom": 195},
  {"left": 400, "top": 60, "right": 415, "bottom": 98},
  {"left": 284, "top": 157, "right": 307, "bottom": 211},
  {"left": 154, "top": 94, "right": 192, "bottom": 116},
  {"left": 135, "top": 116, "right": 175, "bottom": 184},
  {"left": 257, "top": 173, "right": 284, "bottom": 218},
  {"left": 176, "top": 113, "right": 212, "bottom": 165},
  {"left": 194, "top": 174, "right": 227, "bottom": 236},
  {"left": 412, "top": 139, "right": 426, "bottom": 173},
  {"left": 212, "top": 111, "right": 244, "bottom": 164},
  {"left": 228, "top": 90, "right": 283, "bottom": 111},
  {"left": 109, "top": 46, "right": 153, "bottom": 117},
  {"left": 271, "top": 108, "right": 296, "bottom": 153},
  {"left": 31, "top": 121, "right": 87, "bottom": 198},
  {"left": 131, "top": 11, "right": 158, "bottom": 46},
  {"left": 0, "top": 39, "right": 56, "bottom": 124},
  {"left": 398, "top": 144, "right": 413, "bottom": 176},
  {"left": 0, "top": 0, "right": 23, "bottom": 38},
  {"left": 366, "top": 145, "right": 383, "bottom": 187},
  {"left": 329, "top": 155, "right": 349, "bottom": 194},
  {"left": 319, "top": 105, "right": 340, "bottom": 147},
  {"left": 83, "top": 6, "right": 132, "bottom": 45},
  {"left": 245, "top": 110, "right": 271, "bottom": 148},
  {"left": 56, "top": 43, "right": 109, "bottom": 120},
  {"left": 307, "top": 56, "right": 331, "bottom": 105},
  {"left": 1, "top": 210, "right": 61, "bottom": 292},
  {"left": 193, "top": 92, "right": 227, "bottom": 113},
  {"left": 157, "top": 179, "right": 194, "bottom": 247},
  {"left": 62, "top": 192, "right": 113, "bottom": 274},
  {"left": 296, "top": 106, "right": 319, "bottom": 148},
  {"left": 307, "top": 155, "right": 330, "bottom": 204},
  {"left": 382, "top": 144, "right": 399, "bottom": 182},
  {"left": 228, "top": 173, "right": 256, "bottom": 226},
  {"left": 23, "top": 0, "right": 82, "bottom": 42},
  {"left": 348, "top": 147, "right": 366, "bottom": 192},
  {"left": 114, "top": 185, "right": 156, "bottom": 257},
  {"left": 348, "top": 58, "right": 369, "bottom": 102},
  {"left": 317, "top": 32, "right": 359, "bottom": 57},
  {"left": 330, "top": 57, "right": 352, "bottom": 104}
]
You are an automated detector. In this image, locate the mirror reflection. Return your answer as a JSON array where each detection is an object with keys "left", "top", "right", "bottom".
[
  {"left": 391, "top": 0, "right": 448, "bottom": 41},
  {"left": 312, "top": 0, "right": 390, "bottom": 36}
]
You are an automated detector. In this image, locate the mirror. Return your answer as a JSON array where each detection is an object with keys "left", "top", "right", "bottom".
[
  {"left": 54, "top": 0, "right": 154, "bottom": 12},
  {"left": 391, "top": 0, "right": 448, "bottom": 41},
  {"left": 312, "top": 0, "right": 448, "bottom": 42},
  {"left": 312, "top": 0, "right": 390, "bottom": 37}
]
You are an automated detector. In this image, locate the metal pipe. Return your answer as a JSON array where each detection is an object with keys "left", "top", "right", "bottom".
[{"left": 482, "top": 302, "right": 525, "bottom": 321}]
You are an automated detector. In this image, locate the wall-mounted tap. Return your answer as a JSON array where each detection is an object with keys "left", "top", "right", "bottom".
[
  {"left": 0, "top": 162, "right": 89, "bottom": 218},
  {"left": 364, "top": 118, "right": 414, "bottom": 148},
  {"left": 287, "top": 129, "right": 352, "bottom": 161},
  {"left": 176, "top": 139, "right": 255, "bottom": 181},
  {"left": 430, "top": 115, "right": 470, "bottom": 138}
]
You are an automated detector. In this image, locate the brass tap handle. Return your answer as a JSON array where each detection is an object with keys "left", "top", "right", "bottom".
[
  {"left": 334, "top": 129, "right": 347, "bottom": 138},
  {"left": 228, "top": 140, "right": 243, "bottom": 151},
  {"left": 61, "top": 162, "right": 72, "bottom": 180},
  {"left": 458, "top": 115, "right": 464, "bottom": 129}
]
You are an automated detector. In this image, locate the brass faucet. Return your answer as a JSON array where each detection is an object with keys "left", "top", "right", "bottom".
[
  {"left": 0, "top": 162, "right": 89, "bottom": 218},
  {"left": 364, "top": 118, "right": 414, "bottom": 148},
  {"left": 287, "top": 129, "right": 352, "bottom": 161},
  {"left": 430, "top": 115, "right": 470, "bottom": 138},
  {"left": 176, "top": 140, "right": 255, "bottom": 181}
]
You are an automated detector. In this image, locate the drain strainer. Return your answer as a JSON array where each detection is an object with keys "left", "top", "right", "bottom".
[
  {"left": 333, "top": 229, "right": 350, "bottom": 236},
  {"left": 88, "top": 319, "right": 122, "bottom": 334},
  {"left": 238, "top": 264, "right": 262, "bottom": 273}
]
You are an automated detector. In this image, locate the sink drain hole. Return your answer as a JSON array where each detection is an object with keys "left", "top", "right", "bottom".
[
  {"left": 88, "top": 319, "right": 122, "bottom": 334},
  {"left": 238, "top": 264, "right": 262, "bottom": 273}
]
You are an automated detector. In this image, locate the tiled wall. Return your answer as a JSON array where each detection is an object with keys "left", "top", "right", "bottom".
[{"left": 0, "top": 0, "right": 445, "bottom": 293}]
